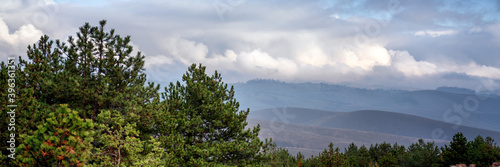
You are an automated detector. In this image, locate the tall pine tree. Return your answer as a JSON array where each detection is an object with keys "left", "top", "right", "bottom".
[
  {"left": 1, "top": 20, "right": 161, "bottom": 166},
  {"left": 441, "top": 132, "right": 471, "bottom": 165},
  {"left": 156, "top": 63, "right": 270, "bottom": 166}
]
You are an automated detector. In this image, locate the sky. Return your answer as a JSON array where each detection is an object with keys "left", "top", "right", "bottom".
[{"left": 1, "top": 0, "right": 500, "bottom": 90}]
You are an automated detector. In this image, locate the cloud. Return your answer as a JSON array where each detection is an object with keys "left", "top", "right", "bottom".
[
  {"left": 389, "top": 50, "right": 438, "bottom": 77},
  {"left": 160, "top": 37, "right": 298, "bottom": 77},
  {"left": 0, "top": 17, "right": 43, "bottom": 55},
  {"left": 414, "top": 30, "right": 458, "bottom": 37},
  {"left": 161, "top": 38, "right": 209, "bottom": 65},
  {"left": 237, "top": 49, "right": 298, "bottom": 76},
  {"left": 2, "top": 0, "right": 500, "bottom": 90},
  {"left": 341, "top": 45, "right": 391, "bottom": 70},
  {"left": 458, "top": 63, "right": 500, "bottom": 79},
  {"left": 145, "top": 54, "right": 173, "bottom": 68}
]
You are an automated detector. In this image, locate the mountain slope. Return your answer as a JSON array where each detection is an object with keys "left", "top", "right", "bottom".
[
  {"left": 246, "top": 118, "right": 449, "bottom": 158},
  {"left": 234, "top": 80, "right": 500, "bottom": 131},
  {"left": 249, "top": 107, "right": 500, "bottom": 141}
]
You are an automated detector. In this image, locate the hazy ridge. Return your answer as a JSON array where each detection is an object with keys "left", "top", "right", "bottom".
[
  {"left": 247, "top": 107, "right": 500, "bottom": 157},
  {"left": 234, "top": 79, "right": 500, "bottom": 132}
]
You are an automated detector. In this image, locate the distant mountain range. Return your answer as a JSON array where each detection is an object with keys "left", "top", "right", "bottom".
[
  {"left": 246, "top": 107, "right": 500, "bottom": 157},
  {"left": 249, "top": 107, "right": 500, "bottom": 141},
  {"left": 233, "top": 79, "right": 500, "bottom": 132},
  {"left": 246, "top": 118, "right": 450, "bottom": 158}
]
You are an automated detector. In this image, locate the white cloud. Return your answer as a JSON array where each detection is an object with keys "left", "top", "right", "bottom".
[
  {"left": 237, "top": 49, "right": 298, "bottom": 76},
  {"left": 161, "top": 37, "right": 209, "bottom": 65},
  {"left": 296, "top": 44, "right": 329, "bottom": 67},
  {"left": 145, "top": 54, "right": 173, "bottom": 68},
  {"left": 459, "top": 63, "right": 500, "bottom": 79},
  {"left": 341, "top": 45, "right": 391, "bottom": 70},
  {"left": 0, "top": 17, "right": 43, "bottom": 55},
  {"left": 414, "top": 30, "right": 458, "bottom": 37},
  {"left": 159, "top": 38, "right": 298, "bottom": 77},
  {"left": 389, "top": 50, "right": 438, "bottom": 77}
]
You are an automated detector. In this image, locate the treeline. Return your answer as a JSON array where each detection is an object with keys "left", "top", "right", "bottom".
[
  {"left": 0, "top": 20, "right": 499, "bottom": 166},
  {"left": 264, "top": 133, "right": 500, "bottom": 167}
]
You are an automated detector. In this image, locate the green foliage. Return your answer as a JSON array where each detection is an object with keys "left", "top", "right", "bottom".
[
  {"left": 467, "top": 136, "right": 500, "bottom": 167},
  {"left": 88, "top": 110, "right": 164, "bottom": 167},
  {"left": 378, "top": 153, "right": 398, "bottom": 167},
  {"left": 295, "top": 132, "right": 500, "bottom": 166},
  {"left": 406, "top": 139, "right": 440, "bottom": 167},
  {"left": 18, "top": 104, "right": 94, "bottom": 166},
  {"left": 1, "top": 20, "right": 160, "bottom": 166},
  {"left": 18, "top": 20, "right": 159, "bottom": 132},
  {"left": 155, "top": 64, "right": 271, "bottom": 166},
  {"left": 441, "top": 132, "right": 471, "bottom": 165},
  {"left": 251, "top": 141, "right": 299, "bottom": 167}
]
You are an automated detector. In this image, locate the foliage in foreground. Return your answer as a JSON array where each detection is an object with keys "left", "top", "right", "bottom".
[
  {"left": 154, "top": 64, "right": 273, "bottom": 166},
  {"left": 259, "top": 132, "right": 500, "bottom": 167}
]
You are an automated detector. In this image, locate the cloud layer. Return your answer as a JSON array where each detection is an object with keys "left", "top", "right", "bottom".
[{"left": 1, "top": 0, "right": 500, "bottom": 90}]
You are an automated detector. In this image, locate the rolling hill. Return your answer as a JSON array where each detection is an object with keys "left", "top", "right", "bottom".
[
  {"left": 249, "top": 107, "right": 500, "bottom": 142},
  {"left": 246, "top": 118, "right": 450, "bottom": 158},
  {"left": 233, "top": 80, "right": 500, "bottom": 131}
]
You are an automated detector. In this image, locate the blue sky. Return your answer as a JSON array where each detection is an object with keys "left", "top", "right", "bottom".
[{"left": 1, "top": 0, "right": 500, "bottom": 90}]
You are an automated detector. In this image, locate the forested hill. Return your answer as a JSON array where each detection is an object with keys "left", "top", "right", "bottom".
[
  {"left": 232, "top": 79, "right": 500, "bottom": 132},
  {"left": 249, "top": 107, "right": 500, "bottom": 143}
]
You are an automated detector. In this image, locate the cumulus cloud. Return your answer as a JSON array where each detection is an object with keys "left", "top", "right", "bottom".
[
  {"left": 162, "top": 38, "right": 209, "bottom": 65},
  {"left": 457, "top": 63, "right": 500, "bottom": 79},
  {"left": 2, "top": 0, "right": 500, "bottom": 90},
  {"left": 0, "top": 17, "right": 43, "bottom": 56},
  {"left": 237, "top": 49, "right": 298, "bottom": 76},
  {"left": 145, "top": 54, "right": 173, "bottom": 68},
  {"left": 414, "top": 30, "right": 458, "bottom": 37},
  {"left": 389, "top": 50, "right": 438, "bottom": 77},
  {"left": 159, "top": 37, "right": 298, "bottom": 77},
  {"left": 341, "top": 45, "right": 391, "bottom": 70}
]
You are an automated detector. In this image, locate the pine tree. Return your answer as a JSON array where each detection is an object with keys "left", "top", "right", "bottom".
[
  {"left": 441, "top": 132, "right": 471, "bottom": 165},
  {"left": 16, "top": 20, "right": 159, "bottom": 130},
  {"left": 345, "top": 142, "right": 361, "bottom": 166},
  {"left": 88, "top": 110, "right": 164, "bottom": 167},
  {"left": 358, "top": 145, "right": 371, "bottom": 166},
  {"left": 18, "top": 104, "right": 94, "bottom": 166},
  {"left": 407, "top": 139, "right": 440, "bottom": 167},
  {"left": 468, "top": 135, "right": 500, "bottom": 167},
  {"left": 156, "top": 63, "right": 270, "bottom": 166},
  {"left": 0, "top": 56, "right": 53, "bottom": 166},
  {"left": 317, "top": 143, "right": 346, "bottom": 167},
  {"left": 1, "top": 20, "right": 161, "bottom": 166}
]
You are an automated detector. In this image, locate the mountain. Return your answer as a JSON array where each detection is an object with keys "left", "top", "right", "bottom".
[
  {"left": 246, "top": 107, "right": 500, "bottom": 157},
  {"left": 233, "top": 80, "right": 500, "bottom": 131},
  {"left": 246, "top": 118, "right": 450, "bottom": 158},
  {"left": 249, "top": 107, "right": 500, "bottom": 142},
  {"left": 436, "top": 86, "right": 476, "bottom": 95}
]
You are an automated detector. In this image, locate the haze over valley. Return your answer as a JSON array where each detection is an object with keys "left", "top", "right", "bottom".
[{"left": 235, "top": 80, "right": 500, "bottom": 156}]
